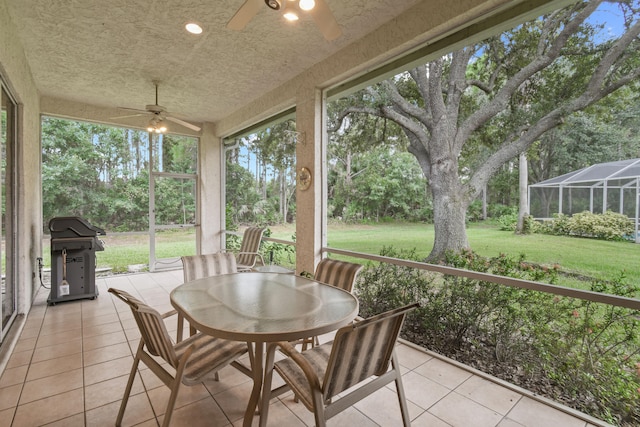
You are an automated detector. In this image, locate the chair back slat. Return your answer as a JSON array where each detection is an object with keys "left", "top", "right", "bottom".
[
  {"left": 236, "top": 227, "right": 265, "bottom": 267},
  {"left": 322, "top": 303, "right": 418, "bottom": 399},
  {"left": 314, "top": 259, "right": 363, "bottom": 293},
  {"left": 108, "top": 288, "right": 178, "bottom": 366},
  {"left": 181, "top": 252, "right": 237, "bottom": 283}
]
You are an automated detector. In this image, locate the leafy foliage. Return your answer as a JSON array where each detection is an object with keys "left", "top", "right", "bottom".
[
  {"left": 535, "top": 211, "right": 635, "bottom": 240},
  {"left": 355, "top": 247, "right": 640, "bottom": 425},
  {"left": 332, "top": 0, "right": 640, "bottom": 260},
  {"left": 42, "top": 117, "right": 198, "bottom": 232},
  {"left": 497, "top": 211, "right": 635, "bottom": 241},
  {"left": 225, "top": 119, "right": 297, "bottom": 226},
  {"left": 566, "top": 211, "right": 635, "bottom": 240}
]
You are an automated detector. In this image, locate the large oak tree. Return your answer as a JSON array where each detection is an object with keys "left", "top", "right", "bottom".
[{"left": 337, "top": 0, "right": 640, "bottom": 260}]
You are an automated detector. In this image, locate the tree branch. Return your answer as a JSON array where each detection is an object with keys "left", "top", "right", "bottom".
[
  {"left": 459, "top": 0, "right": 602, "bottom": 145},
  {"left": 409, "top": 65, "right": 430, "bottom": 106},
  {"left": 428, "top": 59, "right": 448, "bottom": 123},
  {"left": 381, "top": 80, "right": 432, "bottom": 129}
]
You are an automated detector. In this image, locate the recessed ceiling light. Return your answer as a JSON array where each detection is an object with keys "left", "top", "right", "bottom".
[{"left": 185, "top": 22, "right": 203, "bottom": 34}]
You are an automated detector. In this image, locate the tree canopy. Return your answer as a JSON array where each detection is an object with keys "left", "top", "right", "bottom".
[
  {"left": 42, "top": 117, "right": 197, "bottom": 231},
  {"left": 333, "top": 0, "right": 640, "bottom": 260}
]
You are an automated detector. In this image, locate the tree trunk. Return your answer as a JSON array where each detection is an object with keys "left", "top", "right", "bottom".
[
  {"left": 345, "top": 151, "right": 353, "bottom": 208},
  {"left": 279, "top": 169, "right": 288, "bottom": 223},
  {"left": 516, "top": 152, "right": 529, "bottom": 233},
  {"left": 427, "top": 159, "right": 470, "bottom": 261},
  {"left": 482, "top": 185, "right": 487, "bottom": 220}
]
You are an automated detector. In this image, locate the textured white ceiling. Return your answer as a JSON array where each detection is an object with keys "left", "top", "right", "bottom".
[{"left": 5, "top": 0, "right": 421, "bottom": 126}]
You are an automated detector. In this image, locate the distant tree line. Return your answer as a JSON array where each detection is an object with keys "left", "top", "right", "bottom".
[{"left": 42, "top": 117, "right": 197, "bottom": 232}]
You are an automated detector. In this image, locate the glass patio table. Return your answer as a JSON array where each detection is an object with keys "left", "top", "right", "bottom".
[{"left": 169, "top": 272, "right": 359, "bottom": 427}]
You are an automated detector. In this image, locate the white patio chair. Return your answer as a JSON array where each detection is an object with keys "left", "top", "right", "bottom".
[
  {"left": 261, "top": 303, "right": 418, "bottom": 427},
  {"left": 234, "top": 226, "right": 266, "bottom": 271},
  {"left": 314, "top": 258, "right": 363, "bottom": 292},
  {"left": 178, "top": 252, "right": 237, "bottom": 341},
  {"left": 299, "top": 258, "right": 363, "bottom": 350},
  {"left": 108, "top": 288, "right": 251, "bottom": 427}
]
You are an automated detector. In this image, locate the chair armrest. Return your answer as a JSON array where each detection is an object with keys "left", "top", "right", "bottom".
[
  {"left": 269, "top": 341, "right": 323, "bottom": 393},
  {"left": 273, "top": 341, "right": 298, "bottom": 358},
  {"left": 161, "top": 309, "right": 178, "bottom": 319},
  {"left": 236, "top": 251, "right": 262, "bottom": 258},
  {"left": 236, "top": 252, "right": 265, "bottom": 268}
]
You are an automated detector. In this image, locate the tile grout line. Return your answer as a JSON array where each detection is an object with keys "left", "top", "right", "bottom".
[{"left": 10, "top": 287, "right": 49, "bottom": 426}]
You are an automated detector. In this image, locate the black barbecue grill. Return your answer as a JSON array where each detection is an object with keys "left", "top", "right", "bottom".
[{"left": 47, "top": 217, "right": 106, "bottom": 305}]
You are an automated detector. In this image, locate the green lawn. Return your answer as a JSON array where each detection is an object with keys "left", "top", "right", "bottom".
[
  {"left": 44, "top": 222, "right": 640, "bottom": 284},
  {"left": 273, "top": 222, "right": 640, "bottom": 284}
]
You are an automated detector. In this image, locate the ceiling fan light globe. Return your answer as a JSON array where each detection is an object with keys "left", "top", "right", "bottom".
[
  {"left": 283, "top": 11, "right": 299, "bottom": 21},
  {"left": 299, "top": 0, "right": 314, "bottom": 11},
  {"left": 282, "top": 2, "right": 299, "bottom": 21}
]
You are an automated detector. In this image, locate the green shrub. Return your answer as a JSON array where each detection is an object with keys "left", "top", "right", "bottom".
[
  {"left": 467, "top": 200, "right": 484, "bottom": 222},
  {"left": 488, "top": 203, "right": 517, "bottom": 218},
  {"left": 537, "top": 211, "right": 634, "bottom": 241},
  {"left": 355, "top": 247, "right": 639, "bottom": 426},
  {"left": 496, "top": 213, "right": 540, "bottom": 234},
  {"left": 497, "top": 212, "right": 518, "bottom": 231},
  {"left": 355, "top": 246, "right": 434, "bottom": 318},
  {"left": 536, "top": 212, "right": 569, "bottom": 235},
  {"left": 533, "top": 274, "right": 640, "bottom": 425},
  {"left": 260, "top": 228, "right": 295, "bottom": 267},
  {"left": 567, "top": 211, "right": 634, "bottom": 241}
]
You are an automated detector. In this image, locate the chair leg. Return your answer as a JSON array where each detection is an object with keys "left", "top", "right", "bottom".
[
  {"left": 312, "top": 391, "right": 327, "bottom": 427},
  {"left": 176, "top": 314, "right": 184, "bottom": 342},
  {"left": 259, "top": 344, "right": 279, "bottom": 427},
  {"left": 116, "top": 342, "right": 143, "bottom": 426},
  {"left": 391, "top": 352, "right": 411, "bottom": 427},
  {"left": 161, "top": 381, "right": 182, "bottom": 427},
  {"left": 161, "top": 347, "right": 192, "bottom": 427}
]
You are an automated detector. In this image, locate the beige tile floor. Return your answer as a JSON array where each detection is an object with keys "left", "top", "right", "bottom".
[{"left": 0, "top": 270, "right": 611, "bottom": 427}]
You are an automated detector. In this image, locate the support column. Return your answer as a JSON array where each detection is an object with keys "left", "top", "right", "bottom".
[
  {"left": 199, "top": 122, "right": 224, "bottom": 254},
  {"left": 295, "top": 86, "right": 323, "bottom": 275}
]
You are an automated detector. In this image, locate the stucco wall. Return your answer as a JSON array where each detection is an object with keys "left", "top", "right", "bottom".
[
  {"left": 0, "top": 0, "right": 43, "bottom": 315},
  {"left": 215, "top": 0, "right": 513, "bottom": 136}
]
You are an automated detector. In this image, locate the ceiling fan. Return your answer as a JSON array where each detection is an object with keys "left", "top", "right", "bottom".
[
  {"left": 113, "top": 81, "right": 202, "bottom": 133},
  {"left": 227, "top": 0, "right": 342, "bottom": 41}
]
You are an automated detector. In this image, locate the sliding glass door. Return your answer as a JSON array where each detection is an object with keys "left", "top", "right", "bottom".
[{"left": 1, "top": 84, "right": 17, "bottom": 343}]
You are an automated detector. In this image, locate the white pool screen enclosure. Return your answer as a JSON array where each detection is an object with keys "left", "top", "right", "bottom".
[{"left": 528, "top": 158, "right": 640, "bottom": 243}]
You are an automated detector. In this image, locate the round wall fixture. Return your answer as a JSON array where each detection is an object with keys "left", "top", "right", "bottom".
[
  {"left": 298, "top": 167, "right": 312, "bottom": 190},
  {"left": 264, "top": 0, "right": 281, "bottom": 10}
]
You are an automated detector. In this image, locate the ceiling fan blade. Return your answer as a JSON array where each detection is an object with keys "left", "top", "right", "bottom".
[
  {"left": 117, "top": 106, "right": 151, "bottom": 113},
  {"left": 110, "top": 113, "right": 147, "bottom": 120},
  {"left": 227, "top": 0, "right": 263, "bottom": 31},
  {"left": 166, "top": 115, "right": 202, "bottom": 132},
  {"left": 312, "top": 0, "right": 342, "bottom": 41}
]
